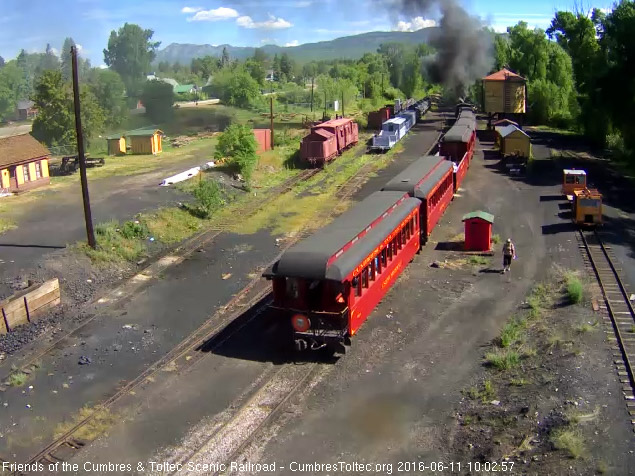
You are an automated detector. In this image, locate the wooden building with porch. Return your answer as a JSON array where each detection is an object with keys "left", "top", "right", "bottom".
[
  {"left": 128, "top": 128, "right": 163, "bottom": 155},
  {"left": 0, "top": 134, "right": 50, "bottom": 193},
  {"left": 482, "top": 68, "right": 526, "bottom": 128}
]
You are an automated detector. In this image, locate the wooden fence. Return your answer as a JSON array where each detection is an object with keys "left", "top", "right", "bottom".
[{"left": 0, "top": 279, "right": 60, "bottom": 334}]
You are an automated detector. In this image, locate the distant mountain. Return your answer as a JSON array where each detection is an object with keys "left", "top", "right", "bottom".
[{"left": 155, "top": 29, "right": 435, "bottom": 65}]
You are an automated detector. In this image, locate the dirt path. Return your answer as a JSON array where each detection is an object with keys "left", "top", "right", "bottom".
[{"left": 0, "top": 150, "right": 212, "bottom": 297}]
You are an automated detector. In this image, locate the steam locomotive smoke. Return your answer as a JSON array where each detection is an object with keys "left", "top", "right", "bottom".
[{"left": 380, "top": 0, "right": 494, "bottom": 95}]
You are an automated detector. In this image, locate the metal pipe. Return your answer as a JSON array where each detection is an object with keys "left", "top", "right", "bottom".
[{"left": 71, "top": 45, "right": 96, "bottom": 249}]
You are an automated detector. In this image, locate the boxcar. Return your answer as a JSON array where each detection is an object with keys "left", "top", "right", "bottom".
[
  {"left": 264, "top": 191, "right": 421, "bottom": 353},
  {"left": 368, "top": 107, "right": 391, "bottom": 130},
  {"left": 317, "top": 118, "right": 359, "bottom": 152},
  {"left": 381, "top": 156, "right": 454, "bottom": 242},
  {"left": 300, "top": 128, "right": 338, "bottom": 166}
]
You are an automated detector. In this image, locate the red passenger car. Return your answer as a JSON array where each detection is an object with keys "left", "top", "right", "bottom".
[
  {"left": 439, "top": 124, "right": 474, "bottom": 191},
  {"left": 299, "top": 117, "right": 359, "bottom": 167},
  {"left": 382, "top": 156, "right": 454, "bottom": 242},
  {"left": 264, "top": 191, "right": 421, "bottom": 353}
]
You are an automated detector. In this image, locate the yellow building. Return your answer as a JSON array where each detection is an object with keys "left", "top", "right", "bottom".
[
  {"left": 498, "top": 125, "right": 531, "bottom": 158},
  {"left": 128, "top": 129, "right": 163, "bottom": 155},
  {"left": 0, "top": 134, "right": 50, "bottom": 193},
  {"left": 483, "top": 69, "right": 526, "bottom": 115},
  {"left": 106, "top": 134, "right": 127, "bottom": 155}
]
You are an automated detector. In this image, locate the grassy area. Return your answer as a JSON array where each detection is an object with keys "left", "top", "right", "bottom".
[
  {"left": 550, "top": 428, "right": 586, "bottom": 459},
  {"left": 0, "top": 217, "right": 16, "bottom": 235},
  {"left": 54, "top": 405, "right": 117, "bottom": 442},
  {"left": 485, "top": 348, "right": 521, "bottom": 370},
  {"left": 525, "top": 124, "right": 579, "bottom": 136},
  {"left": 563, "top": 270, "right": 584, "bottom": 304},
  {"left": 8, "top": 371, "right": 28, "bottom": 387}
]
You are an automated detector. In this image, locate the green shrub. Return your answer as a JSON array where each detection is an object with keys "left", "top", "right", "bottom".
[
  {"left": 551, "top": 428, "right": 585, "bottom": 459},
  {"left": 191, "top": 179, "right": 224, "bottom": 218},
  {"left": 566, "top": 278, "right": 583, "bottom": 304},
  {"left": 215, "top": 123, "right": 259, "bottom": 183},
  {"left": 485, "top": 348, "right": 521, "bottom": 370},
  {"left": 120, "top": 221, "right": 149, "bottom": 239},
  {"left": 500, "top": 318, "right": 526, "bottom": 348}
]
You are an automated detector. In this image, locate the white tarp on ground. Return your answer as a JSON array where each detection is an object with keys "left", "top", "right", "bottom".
[{"left": 158, "top": 162, "right": 215, "bottom": 186}]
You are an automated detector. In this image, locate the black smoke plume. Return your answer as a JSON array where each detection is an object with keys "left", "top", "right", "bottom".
[{"left": 378, "top": 0, "right": 494, "bottom": 95}]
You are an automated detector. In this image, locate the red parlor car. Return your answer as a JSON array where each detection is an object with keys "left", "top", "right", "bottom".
[
  {"left": 382, "top": 156, "right": 454, "bottom": 243},
  {"left": 264, "top": 191, "right": 420, "bottom": 353}
]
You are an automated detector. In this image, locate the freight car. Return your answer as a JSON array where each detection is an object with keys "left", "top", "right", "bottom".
[
  {"left": 264, "top": 191, "right": 421, "bottom": 353},
  {"left": 571, "top": 188, "right": 602, "bottom": 226},
  {"left": 381, "top": 156, "right": 454, "bottom": 243},
  {"left": 371, "top": 116, "right": 408, "bottom": 151},
  {"left": 300, "top": 117, "right": 359, "bottom": 167}
]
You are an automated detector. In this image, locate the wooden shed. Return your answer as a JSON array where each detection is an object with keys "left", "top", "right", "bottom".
[
  {"left": 462, "top": 211, "right": 494, "bottom": 252},
  {"left": 253, "top": 129, "right": 272, "bottom": 153},
  {"left": 498, "top": 125, "right": 531, "bottom": 158},
  {"left": 106, "top": 134, "right": 127, "bottom": 156},
  {"left": 483, "top": 69, "right": 526, "bottom": 115},
  {"left": 128, "top": 129, "right": 163, "bottom": 155}
]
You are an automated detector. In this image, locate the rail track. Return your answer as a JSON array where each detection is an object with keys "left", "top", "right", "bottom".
[
  {"left": 12, "top": 111, "right": 447, "bottom": 472},
  {"left": 13, "top": 135, "right": 415, "bottom": 472},
  {"left": 579, "top": 229, "right": 635, "bottom": 429}
]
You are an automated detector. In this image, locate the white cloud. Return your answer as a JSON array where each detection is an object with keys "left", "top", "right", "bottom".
[
  {"left": 236, "top": 14, "right": 292, "bottom": 29},
  {"left": 285, "top": 40, "right": 299, "bottom": 47},
  {"left": 260, "top": 38, "right": 275, "bottom": 44},
  {"left": 395, "top": 16, "right": 437, "bottom": 32},
  {"left": 294, "top": 1, "right": 312, "bottom": 6},
  {"left": 49, "top": 47, "right": 60, "bottom": 56},
  {"left": 181, "top": 6, "right": 202, "bottom": 14},
  {"left": 188, "top": 7, "right": 239, "bottom": 22},
  {"left": 98, "top": 64, "right": 108, "bottom": 69}
]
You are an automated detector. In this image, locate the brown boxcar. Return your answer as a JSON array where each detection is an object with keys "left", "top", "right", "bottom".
[
  {"left": 300, "top": 128, "right": 338, "bottom": 166},
  {"left": 253, "top": 129, "right": 272, "bottom": 153},
  {"left": 367, "top": 107, "right": 391, "bottom": 130},
  {"left": 300, "top": 118, "right": 358, "bottom": 166}
]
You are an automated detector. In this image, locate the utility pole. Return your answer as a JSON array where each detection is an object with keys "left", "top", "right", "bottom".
[
  {"left": 381, "top": 73, "right": 384, "bottom": 97},
  {"left": 341, "top": 91, "right": 345, "bottom": 117},
  {"left": 310, "top": 77, "right": 314, "bottom": 112},
  {"left": 324, "top": 91, "right": 327, "bottom": 119},
  {"left": 71, "top": 45, "right": 96, "bottom": 249},
  {"left": 270, "top": 96, "right": 274, "bottom": 150}
]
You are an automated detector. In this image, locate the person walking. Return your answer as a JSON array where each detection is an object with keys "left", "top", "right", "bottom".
[{"left": 502, "top": 238, "right": 516, "bottom": 274}]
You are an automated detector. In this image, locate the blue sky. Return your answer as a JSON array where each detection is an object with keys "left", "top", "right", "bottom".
[{"left": 0, "top": 0, "right": 618, "bottom": 65}]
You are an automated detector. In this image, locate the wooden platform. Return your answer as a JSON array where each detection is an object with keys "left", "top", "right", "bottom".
[{"left": 0, "top": 278, "right": 60, "bottom": 333}]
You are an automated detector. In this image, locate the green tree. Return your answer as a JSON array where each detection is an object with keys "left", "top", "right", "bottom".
[
  {"left": 103, "top": 23, "right": 161, "bottom": 94},
  {"left": 253, "top": 48, "right": 268, "bottom": 64},
  {"left": 191, "top": 56, "right": 219, "bottom": 79},
  {"left": 0, "top": 62, "right": 26, "bottom": 120},
  {"left": 377, "top": 43, "right": 406, "bottom": 90},
  {"left": 140, "top": 80, "right": 174, "bottom": 122},
  {"left": 88, "top": 69, "right": 127, "bottom": 127},
  {"left": 221, "top": 47, "right": 230, "bottom": 68},
  {"left": 401, "top": 53, "right": 423, "bottom": 98},
  {"left": 272, "top": 54, "right": 281, "bottom": 81},
  {"left": 602, "top": 1, "right": 635, "bottom": 151},
  {"left": 280, "top": 53, "right": 292, "bottom": 81},
  {"left": 245, "top": 59, "right": 266, "bottom": 86},
  {"left": 31, "top": 70, "right": 104, "bottom": 147},
  {"left": 157, "top": 61, "right": 170, "bottom": 73},
  {"left": 210, "top": 67, "right": 260, "bottom": 108},
  {"left": 493, "top": 34, "right": 510, "bottom": 70},
  {"left": 214, "top": 124, "right": 259, "bottom": 184},
  {"left": 0, "top": 56, "right": 5, "bottom": 68}
]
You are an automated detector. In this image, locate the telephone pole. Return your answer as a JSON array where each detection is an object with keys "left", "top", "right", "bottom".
[
  {"left": 310, "top": 77, "right": 314, "bottom": 112},
  {"left": 71, "top": 45, "right": 96, "bottom": 249},
  {"left": 341, "top": 91, "right": 345, "bottom": 117},
  {"left": 270, "top": 96, "right": 275, "bottom": 150}
]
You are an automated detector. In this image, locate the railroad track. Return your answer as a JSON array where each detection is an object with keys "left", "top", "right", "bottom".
[
  {"left": 15, "top": 115, "right": 446, "bottom": 471},
  {"left": 0, "top": 167, "right": 320, "bottom": 382},
  {"left": 12, "top": 143, "right": 396, "bottom": 472},
  {"left": 579, "top": 229, "right": 635, "bottom": 429}
]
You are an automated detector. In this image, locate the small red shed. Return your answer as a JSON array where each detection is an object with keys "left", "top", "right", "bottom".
[
  {"left": 462, "top": 211, "right": 494, "bottom": 252},
  {"left": 253, "top": 129, "right": 272, "bottom": 153}
]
